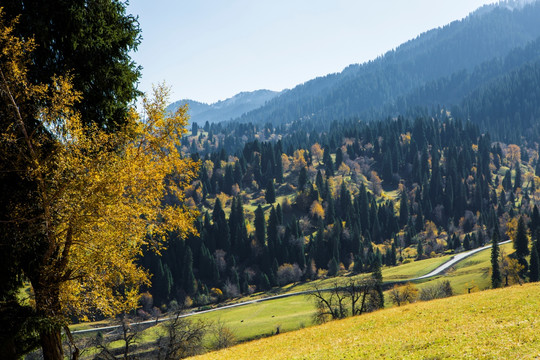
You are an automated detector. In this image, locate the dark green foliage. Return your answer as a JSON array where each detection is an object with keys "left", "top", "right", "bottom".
[
  {"left": 491, "top": 227, "right": 502, "bottom": 289},
  {"left": 258, "top": 273, "right": 271, "bottom": 291},
  {"left": 371, "top": 259, "right": 384, "bottom": 309},
  {"left": 529, "top": 242, "right": 540, "bottom": 282},
  {"left": 265, "top": 179, "right": 276, "bottom": 204},
  {"left": 328, "top": 257, "right": 339, "bottom": 276},
  {"left": 514, "top": 165, "right": 522, "bottom": 191},
  {"left": 183, "top": 247, "right": 197, "bottom": 296},
  {"left": 416, "top": 240, "right": 424, "bottom": 260},
  {"left": 255, "top": 205, "right": 266, "bottom": 245},
  {"left": 3, "top": 0, "right": 141, "bottom": 128},
  {"left": 298, "top": 166, "right": 308, "bottom": 190},
  {"left": 399, "top": 191, "right": 409, "bottom": 227},
  {"left": 514, "top": 216, "right": 529, "bottom": 259}
]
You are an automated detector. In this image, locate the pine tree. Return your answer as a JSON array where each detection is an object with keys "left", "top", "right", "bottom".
[
  {"left": 514, "top": 216, "right": 529, "bottom": 276},
  {"left": 353, "top": 255, "right": 363, "bottom": 274},
  {"left": 416, "top": 240, "right": 424, "bottom": 260},
  {"left": 399, "top": 190, "right": 409, "bottom": 227},
  {"left": 267, "top": 206, "right": 279, "bottom": 258},
  {"left": 514, "top": 216, "right": 529, "bottom": 258},
  {"left": 371, "top": 258, "right": 384, "bottom": 309},
  {"left": 491, "top": 228, "right": 502, "bottom": 289},
  {"left": 328, "top": 257, "right": 339, "bottom": 276},
  {"left": 255, "top": 205, "right": 266, "bottom": 245},
  {"left": 265, "top": 179, "right": 276, "bottom": 204},
  {"left": 514, "top": 164, "right": 522, "bottom": 191},
  {"left": 259, "top": 273, "right": 271, "bottom": 291},
  {"left": 298, "top": 166, "right": 308, "bottom": 190},
  {"left": 183, "top": 247, "right": 197, "bottom": 296},
  {"left": 529, "top": 242, "right": 540, "bottom": 283}
]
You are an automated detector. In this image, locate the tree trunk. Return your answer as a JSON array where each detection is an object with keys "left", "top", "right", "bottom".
[
  {"left": 40, "top": 329, "right": 63, "bottom": 360},
  {"left": 34, "top": 283, "right": 64, "bottom": 360}
]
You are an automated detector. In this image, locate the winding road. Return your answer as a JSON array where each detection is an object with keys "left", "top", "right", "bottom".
[{"left": 72, "top": 240, "right": 511, "bottom": 335}]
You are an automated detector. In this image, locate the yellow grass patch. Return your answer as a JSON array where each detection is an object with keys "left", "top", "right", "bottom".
[{"left": 191, "top": 283, "right": 540, "bottom": 359}]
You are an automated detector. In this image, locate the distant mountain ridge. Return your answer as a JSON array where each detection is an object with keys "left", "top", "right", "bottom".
[
  {"left": 229, "top": 0, "right": 540, "bottom": 125},
  {"left": 169, "top": 0, "right": 540, "bottom": 129},
  {"left": 167, "top": 90, "right": 280, "bottom": 124}
]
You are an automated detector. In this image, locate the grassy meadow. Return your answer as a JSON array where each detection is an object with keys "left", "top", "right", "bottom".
[
  {"left": 73, "top": 242, "right": 515, "bottom": 357},
  {"left": 190, "top": 281, "right": 540, "bottom": 359}
]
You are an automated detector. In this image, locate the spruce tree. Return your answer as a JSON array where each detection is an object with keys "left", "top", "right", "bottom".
[
  {"left": 265, "top": 179, "right": 276, "bottom": 204},
  {"left": 416, "top": 240, "right": 424, "bottom": 260},
  {"left": 514, "top": 164, "right": 522, "bottom": 191},
  {"left": 529, "top": 242, "right": 540, "bottom": 283},
  {"left": 491, "top": 228, "right": 502, "bottom": 288},
  {"left": 399, "top": 190, "right": 409, "bottom": 227},
  {"left": 255, "top": 205, "right": 266, "bottom": 245},
  {"left": 183, "top": 247, "right": 197, "bottom": 296},
  {"left": 514, "top": 216, "right": 529, "bottom": 258},
  {"left": 328, "top": 257, "right": 339, "bottom": 276},
  {"left": 371, "top": 258, "right": 384, "bottom": 309},
  {"left": 298, "top": 166, "right": 308, "bottom": 190},
  {"left": 267, "top": 207, "right": 279, "bottom": 258},
  {"left": 514, "top": 216, "right": 529, "bottom": 276}
]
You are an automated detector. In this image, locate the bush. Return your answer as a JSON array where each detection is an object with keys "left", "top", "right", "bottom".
[
  {"left": 419, "top": 280, "right": 454, "bottom": 301},
  {"left": 277, "top": 263, "right": 303, "bottom": 285},
  {"left": 389, "top": 283, "right": 418, "bottom": 306}
]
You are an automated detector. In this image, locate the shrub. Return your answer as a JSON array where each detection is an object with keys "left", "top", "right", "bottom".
[
  {"left": 419, "top": 280, "right": 454, "bottom": 301},
  {"left": 277, "top": 263, "right": 302, "bottom": 286}
]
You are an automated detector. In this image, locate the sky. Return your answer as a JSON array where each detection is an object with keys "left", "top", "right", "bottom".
[{"left": 127, "top": 0, "right": 497, "bottom": 105}]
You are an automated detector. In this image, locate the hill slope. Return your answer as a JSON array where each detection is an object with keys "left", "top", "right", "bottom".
[
  {"left": 192, "top": 283, "right": 540, "bottom": 359},
  {"left": 232, "top": 1, "right": 540, "bottom": 125}
]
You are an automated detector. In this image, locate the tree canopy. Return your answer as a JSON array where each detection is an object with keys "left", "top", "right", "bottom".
[
  {"left": 1, "top": 0, "right": 141, "bottom": 129},
  {"left": 0, "top": 11, "right": 198, "bottom": 358}
]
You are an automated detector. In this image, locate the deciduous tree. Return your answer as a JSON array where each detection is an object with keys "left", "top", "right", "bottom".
[{"left": 0, "top": 18, "right": 198, "bottom": 359}]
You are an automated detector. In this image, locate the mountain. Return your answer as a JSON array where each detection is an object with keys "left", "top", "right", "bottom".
[
  {"left": 230, "top": 0, "right": 540, "bottom": 125},
  {"left": 167, "top": 89, "right": 280, "bottom": 124}
]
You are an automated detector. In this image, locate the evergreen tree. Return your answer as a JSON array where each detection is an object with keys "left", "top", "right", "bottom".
[
  {"left": 514, "top": 216, "right": 529, "bottom": 276},
  {"left": 416, "top": 240, "right": 424, "bottom": 260},
  {"left": 258, "top": 273, "right": 271, "bottom": 291},
  {"left": 353, "top": 255, "right": 363, "bottom": 274},
  {"left": 267, "top": 207, "right": 279, "bottom": 258},
  {"left": 183, "top": 247, "right": 197, "bottom": 296},
  {"left": 276, "top": 203, "right": 284, "bottom": 226},
  {"left": 3, "top": 0, "right": 142, "bottom": 128},
  {"left": 328, "top": 257, "right": 339, "bottom": 276},
  {"left": 265, "top": 179, "right": 276, "bottom": 204},
  {"left": 514, "top": 164, "right": 522, "bottom": 191},
  {"left": 514, "top": 216, "right": 529, "bottom": 258},
  {"left": 491, "top": 227, "right": 502, "bottom": 289},
  {"left": 371, "top": 258, "right": 384, "bottom": 309},
  {"left": 230, "top": 268, "right": 241, "bottom": 294},
  {"left": 529, "top": 242, "right": 540, "bottom": 283},
  {"left": 298, "top": 166, "right": 308, "bottom": 190},
  {"left": 399, "top": 190, "right": 409, "bottom": 227},
  {"left": 255, "top": 205, "right": 266, "bottom": 246},
  {"left": 335, "top": 147, "right": 344, "bottom": 167}
]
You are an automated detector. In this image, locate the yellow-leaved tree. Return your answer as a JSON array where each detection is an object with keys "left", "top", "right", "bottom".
[{"left": 0, "top": 12, "right": 198, "bottom": 359}]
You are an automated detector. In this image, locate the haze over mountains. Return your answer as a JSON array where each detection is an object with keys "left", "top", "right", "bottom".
[
  {"left": 171, "top": 0, "right": 540, "bottom": 131},
  {"left": 167, "top": 90, "right": 280, "bottom": 125}
]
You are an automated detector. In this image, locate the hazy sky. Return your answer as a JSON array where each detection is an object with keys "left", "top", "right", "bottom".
[{"left": 127, "top": 0, "right": 497, "bottom": 104}]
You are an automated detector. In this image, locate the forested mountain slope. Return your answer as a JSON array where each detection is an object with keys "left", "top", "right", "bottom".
[{"left": 232, "top": 1, "right": 540, "bottom": 125}]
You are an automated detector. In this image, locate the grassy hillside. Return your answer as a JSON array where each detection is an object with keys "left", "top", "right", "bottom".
[
  {"left": 77, "top": 242, "right": 513, "bottom": 358},
  {"left": 191, "top": 282, "right": 540, "bottom": 359}
]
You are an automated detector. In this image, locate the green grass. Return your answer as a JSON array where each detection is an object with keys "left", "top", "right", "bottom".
[
  {"left": 191, "top": 282, "right": 540, "bottom": 359},
  {"left": 191, "top": 296, "right": 315, "bottom": 341},
  {"left": 74, "top": 243, "right": 514, "bottom": 358}
]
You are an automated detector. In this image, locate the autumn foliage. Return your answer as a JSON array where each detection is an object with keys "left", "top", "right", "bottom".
[{"left": 0, "top": 11, "right": 198, "bottom": 358}]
